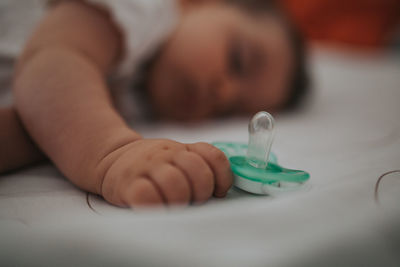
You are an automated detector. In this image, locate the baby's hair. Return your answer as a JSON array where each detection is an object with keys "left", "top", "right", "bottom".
[{"left": 226, "top": 0, "right": 309, "bottom": 110}]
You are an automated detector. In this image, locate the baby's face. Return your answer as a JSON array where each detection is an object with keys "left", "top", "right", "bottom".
[{"left": 149, "top": 3, "right": 293, "bottom": 121}]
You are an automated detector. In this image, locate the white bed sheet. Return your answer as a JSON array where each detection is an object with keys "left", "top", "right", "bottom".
[{"left": 1, "top": 49, "right": 400, "bottom": 266}]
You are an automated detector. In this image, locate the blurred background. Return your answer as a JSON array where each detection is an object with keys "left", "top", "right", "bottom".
[{"left": 281, "top": 0, "right": 400, "bottom": 51}]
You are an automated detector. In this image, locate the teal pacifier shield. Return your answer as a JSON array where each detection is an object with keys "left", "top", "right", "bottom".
[
  {"left": 213, "top": 142, "right": 310, "bottom": 185},
  {"left": 212, "top": 142, "right": 277, "bottom": 163}
]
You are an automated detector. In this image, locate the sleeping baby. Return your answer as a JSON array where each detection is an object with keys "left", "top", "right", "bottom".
[{"left": 0, "top": 0, "right": 308, "bottom": 207}]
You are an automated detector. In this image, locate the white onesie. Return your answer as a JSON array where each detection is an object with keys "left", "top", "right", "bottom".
[
  {"left": 85, "top": 0, "right": 179, "bottom": 78},
  {"left": 78, "top": 0, "right": 180, "bottom": 121}
]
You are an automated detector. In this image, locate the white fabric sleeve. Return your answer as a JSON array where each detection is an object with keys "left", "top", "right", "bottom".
[{"left": 85, "top": 0, "right": 179, "bottom": 78}]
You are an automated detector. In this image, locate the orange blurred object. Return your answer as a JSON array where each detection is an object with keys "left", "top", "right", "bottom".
[{"left": 280, "top": 0, "right": 400, "bottom": 48}]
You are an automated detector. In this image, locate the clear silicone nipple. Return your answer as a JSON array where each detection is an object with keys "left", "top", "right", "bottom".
[{"left": 246, "top": 111, "right": 275, "bottom": 169}]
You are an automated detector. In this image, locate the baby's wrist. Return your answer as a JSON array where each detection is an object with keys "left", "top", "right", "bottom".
[{"left": 93, "top": 129, "right": 142, "bottom": 195}]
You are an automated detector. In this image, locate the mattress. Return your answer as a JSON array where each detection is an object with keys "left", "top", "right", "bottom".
[{"left": 1, "top": 48, "right": 400, "bottom": 266}]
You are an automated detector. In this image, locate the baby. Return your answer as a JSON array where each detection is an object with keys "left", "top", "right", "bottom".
[{"left": 0, "top": 0, "right": 307, "bottom": 207}]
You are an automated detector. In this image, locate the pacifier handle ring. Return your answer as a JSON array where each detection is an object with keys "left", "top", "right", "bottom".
[{"left": 261, "top": 182, "right": 311, "bottom": 196}]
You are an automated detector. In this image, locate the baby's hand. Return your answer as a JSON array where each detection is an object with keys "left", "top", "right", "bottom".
[{"left": 99, "top": 139, "right": 233, "bottom": 207}]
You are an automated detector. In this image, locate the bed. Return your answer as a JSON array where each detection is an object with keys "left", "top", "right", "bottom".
[{"left": 1, "top": 47, "right": 399, "bottom": 266}]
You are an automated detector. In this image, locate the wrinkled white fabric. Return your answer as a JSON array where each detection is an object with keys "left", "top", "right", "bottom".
[
  {"left": 1, "top": 49, "right": 400, "bottom": 266},
  {"left": 85, "top": 0, "right": 178, "bottom": 78},
  {"left": 0, "top": 0, "right": 45, "bottom": 107}
]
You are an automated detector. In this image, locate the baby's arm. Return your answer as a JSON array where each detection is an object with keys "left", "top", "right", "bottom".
[{"left": 13, "top": 1, "right": 232, "bottom": 206}]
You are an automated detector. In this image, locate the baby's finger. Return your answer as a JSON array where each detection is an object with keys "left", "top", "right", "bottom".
[
  {"left": 187, "top": 142, "right": 233, "bottom": 197},
  {"left": 172, "top": 151, "right": 214, "bottom": 203},
  {"left": 149, "top": 164, "right": 191, "bottom": 205},
  {"left": 122, "top": 177, "right": 164, "bottom": 207}
]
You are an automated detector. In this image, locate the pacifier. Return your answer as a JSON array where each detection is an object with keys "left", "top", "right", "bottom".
[{"left": 213, "top": 111, "right": 310, "bottom": 195}]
